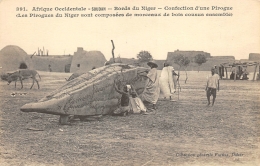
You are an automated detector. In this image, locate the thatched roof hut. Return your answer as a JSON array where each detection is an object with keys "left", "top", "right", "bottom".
[{"left": 0, "top": 45, "right": 33, "bottom": 73}]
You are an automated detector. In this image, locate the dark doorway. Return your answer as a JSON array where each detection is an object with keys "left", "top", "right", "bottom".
[
  {"left": 65, "top": 64, "right": 71, "bottom": 73},
  {"left": 19, "top": 62, "right": 28, "bottom": 69}
]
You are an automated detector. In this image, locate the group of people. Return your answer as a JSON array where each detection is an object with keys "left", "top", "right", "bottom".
[
  {"left": 113, "top": 61, "right": 221, "bottom": 116},
  {"left": 230, "top": 66, "right": 249, "bottom": 80},
  {"left": 113, "top": 60, "right": 179, "bottom": 116}
]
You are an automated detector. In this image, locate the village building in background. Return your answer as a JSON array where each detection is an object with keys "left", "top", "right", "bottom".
[
  {"left": 0, "top": 45, "right": 259, "bottom": 80},
  {"left": 0, "top": 45, "right": 34, "bottom": 72},
  {"left": 70, "top": 47, "right": 106, "bottom": 73},
  {"left": 166, "top": 50, "right": 235, "bottom": 71}
]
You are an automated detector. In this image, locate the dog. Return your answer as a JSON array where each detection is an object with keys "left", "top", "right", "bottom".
[{"left": 7, "top": 69, "right": 41, "bottom": 89}]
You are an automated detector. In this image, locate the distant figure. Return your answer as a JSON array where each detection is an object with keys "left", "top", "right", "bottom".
[
  {"left": 257, "top": 73, "right": 260, "bottom": 81},
  {"left": 205, "top": 67, "right": 220, "bottom": 106},
  {"left": 241, "top": 69, "right": 249, "bottom": 80},
  {"left": 219, "top": 65, "right": 225, "bottom": 79},
  {"left": 230, "top": 72, "right": 235, "bottom": 80},
  {"left": 140, "top": 60, "right": 160, "bottom": 111},
  {"left": 113, "top": 81, "right": 131, "bottom": 116},
  {"left": 214, "top": 65, "right": 218, "bottom": 75},
  {"left": 48, "top": 64, "right": 52, "bottom": 72},
  {"left": 230, "top": 71, "right": 240, "bottom": 80},
  {"left": 241, "top": 73, "right": 249, "bottom": 80},
  {"left": 241, "top": 68, "right": 249, "bottom": 80}
]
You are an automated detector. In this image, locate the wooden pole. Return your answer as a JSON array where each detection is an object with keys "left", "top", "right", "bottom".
[
  {"left": 177, "top": 69, "right": 181, "bottom": 100},
  {"left": 111, "top": 40, "right": 115, "bottom": 63},
  {"left": 178, "top": 84, "right": 179, "bottom": 100},
  {"left": 252, "top": 64, "right": 258, "bottom": 81},
  {"left": 219, "top": 66, "right": 222, "bottom": 79},
  {"left": 225, "top": 67, "right": 228, "bottom": 79},
  {"left": 259, "top": 64, "right": 260, "bottom": 80},
  {"left": 177, "top": 77, "right": 180, "bottom": 100},
  {"left": 30, "top": 52, "right": 36, "bottom": 58},
  {"left": 234, "top": 66, "right": 236, "bottom": 81}
]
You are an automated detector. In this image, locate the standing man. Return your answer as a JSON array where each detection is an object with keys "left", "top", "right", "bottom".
[
  {"left": 172, "top": 67, "right": 178, "bottom": 94},
  {"left": 141, "top": 60, "right": 160, "bottom": 111},
  {"left": 205, "top": 67, "right": 220, "bottom": 106},
  {"left": 48, "top": 64, "right": 52, "bottom": 72},
  {"left": 160, "top": 63, "right": 175, "bottom": 101}
]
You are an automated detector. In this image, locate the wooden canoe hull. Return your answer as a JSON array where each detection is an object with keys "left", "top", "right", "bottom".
[{"left": 20, "top": 63, "right": 149, "bottom": 116}]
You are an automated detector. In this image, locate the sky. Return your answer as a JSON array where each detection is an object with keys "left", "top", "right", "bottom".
[{"left": 0, "top": 0, "right": 259, "bottom": 61}]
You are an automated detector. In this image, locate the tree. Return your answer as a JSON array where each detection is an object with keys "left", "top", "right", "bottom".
[
  {"left": 137, "top": 51, "right": 153, "bottom": 66},
  {"left": 194, "top": 54, "right": 207, "bottom": 72},
  {"left": 173, "top": 54, "right": 190, "bottom": 84},
  {"left": 173, "top": 54, "right": 184, "bottom": 70}
]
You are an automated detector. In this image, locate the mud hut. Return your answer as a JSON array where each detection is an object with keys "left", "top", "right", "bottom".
[
  {"left": 0, "top": 45, "right": 33, "bottom": 73},
  {"left": 249, "top": 53, "right": 260, "bottom": 61},
  {"left": 70, "top": 47, "right": 107, "bottom": 73}
]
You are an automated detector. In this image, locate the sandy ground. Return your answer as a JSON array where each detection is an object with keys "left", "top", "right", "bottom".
[{"left": 0, "top": 71, "right": 259, "bottom": 166}]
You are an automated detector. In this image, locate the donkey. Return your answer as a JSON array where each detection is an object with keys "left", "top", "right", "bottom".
[{"left": 7, "top": 69, "right": 41, "bottom": 89}]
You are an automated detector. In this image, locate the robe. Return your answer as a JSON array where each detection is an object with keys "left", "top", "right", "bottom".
[
  {"left": 160, "top": 66, "right": 175, "bottom": 98},
  {"left": 141, "top": 68, "right": 160, "bottom": 104}
]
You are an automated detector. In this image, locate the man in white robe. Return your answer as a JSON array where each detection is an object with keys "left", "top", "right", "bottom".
[
  {"left": 140, "top": 60, "right": 160, "bottom": 111},
  {"left": 160, "top": 63, "right": 176, "bottom": 101}
]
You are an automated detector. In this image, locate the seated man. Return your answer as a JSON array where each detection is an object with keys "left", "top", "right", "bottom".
[
  {"left": 129, "top": 85, "right": 147, "bottom": 114},
  {"left": 113, "top": 81, "right": 131, "bottom": 116},
  {"left": 230, "top": 72, "right": 234, "bottom": 80},
  {"left": 241, "top": 73, "right": 249, "bottom": 80}
]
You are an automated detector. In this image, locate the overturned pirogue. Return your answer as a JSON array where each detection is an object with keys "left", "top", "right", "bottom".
[{"left": 20, "top": 63, "right": 149, "bottom": 124}]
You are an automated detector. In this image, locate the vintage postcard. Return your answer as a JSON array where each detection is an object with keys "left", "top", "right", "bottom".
[{"left": 0, "top": 0, "right": 259, "bottom": 165}]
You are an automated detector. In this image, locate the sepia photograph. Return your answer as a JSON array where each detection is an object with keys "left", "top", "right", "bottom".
[{"left": 0, "top": 0, "right": 259, "bottom": 165}]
